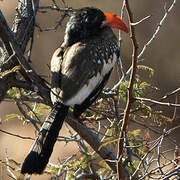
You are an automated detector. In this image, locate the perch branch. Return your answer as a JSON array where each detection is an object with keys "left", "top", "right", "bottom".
[{"left": 67, "top": 113, "right": 117, "bottom": 172}]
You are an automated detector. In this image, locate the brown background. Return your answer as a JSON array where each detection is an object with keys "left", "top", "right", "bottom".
[{"left": 0, "top": 0, "right": 180, "bottom": 179}]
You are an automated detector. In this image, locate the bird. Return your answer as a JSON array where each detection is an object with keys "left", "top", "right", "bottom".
[{"left": 21, "top": 7, "right": 128, "bottom": 174}]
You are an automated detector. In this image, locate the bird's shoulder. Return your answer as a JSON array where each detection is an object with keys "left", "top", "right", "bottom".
[
  {"left": 51, "top": 46, "right": 65, "bottom": 73},
  {"left": 61, "top": 41, "right": 97, "bottom": 83},
  {"left": 62, "top": 35, "right": 119, "bottom": 70}
]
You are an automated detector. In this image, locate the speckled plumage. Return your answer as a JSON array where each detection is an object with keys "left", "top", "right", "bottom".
[
  {"left": 21, "top": 7, "right": 126, "bottom": 175},
  {"left": 51, "top": 8, "right": 120, "bottom": 106}
]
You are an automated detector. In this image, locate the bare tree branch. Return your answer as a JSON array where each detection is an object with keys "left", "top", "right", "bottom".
[
  {"left": 135, "top": 97, "right": 180, "bottom": 108},
  {"left": 0, "top": 129, "right": 34, "bottom": 140},
  {"left": 112, "top": 0, "right": 177, "bottom": 91},
  {"left": 116, "top": 0, "right": 139, "bottom": 179},
  {"left": 67, "top": 113, "right": 117, "bottom": 172}
]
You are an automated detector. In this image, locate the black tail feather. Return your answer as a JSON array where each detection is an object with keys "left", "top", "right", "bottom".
[{"left": 21, "top": 102, "right": 69, "bottom": 174}]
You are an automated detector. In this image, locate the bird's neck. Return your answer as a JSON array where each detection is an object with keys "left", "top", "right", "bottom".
[{"left": 64, "top": 24, "right": 114, "bottom": 47}]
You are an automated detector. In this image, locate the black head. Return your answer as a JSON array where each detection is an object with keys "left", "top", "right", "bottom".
[{"left": 64, "top": 7, "right": 106, "bottom": 46}]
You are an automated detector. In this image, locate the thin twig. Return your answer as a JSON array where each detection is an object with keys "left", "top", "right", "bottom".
[
  {"left": 16, "top": 101, "right": 40, "bottom": 131},
  {"left": 5, "top": 150, "right": 17, "bottom": 180},
  {"left": 112, "top": 0, "right": 177, "bottom": 91},
  {"left": 137, "top": 0, "right": 177, "bottom": 60},
  {"left": 39, "top": 6, "right": 72, "bottom": 12},
  {"left": 0, "top": 129, "right": 34, "bottom": 140},
  {"left": 135, "top": 97, "right": 180, "bottom": 108},
  {"left": 161, "top": 87, "right": 180, "bottom": 101},
  {"left": 36, "top": 12, "right": 68, "bottom": 32},
  {"left": 130, "top": 15, "right": 151, "bottom": 26},
  {"left": 157, "top": 129, "right": 165, "bottom": 176}
]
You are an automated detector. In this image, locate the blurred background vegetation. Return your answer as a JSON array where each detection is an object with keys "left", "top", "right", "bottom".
[{"left": 0, "top": 0, "right": 180, "bottom": 179}]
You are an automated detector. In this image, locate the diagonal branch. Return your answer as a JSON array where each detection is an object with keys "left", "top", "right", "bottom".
[
  {"left": 0, "top": 129, "right": 34, "bottom": 140},
  {"left": 0, "top": 0, "right": 41, "bottom": 102},
  {"left": 0, "top": 10, "right": 51, "bottom": 105},
  {"left": 67, "top": 113, "right": 117, "bottom": 172},
  {"left": 137, "top": 0, "right": 177, "bottom": 60}
]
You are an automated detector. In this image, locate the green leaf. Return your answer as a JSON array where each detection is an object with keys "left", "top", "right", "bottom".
[
  {"left": 6, "top": 113, "right": 20, "bottom": 121},
  {"left": 98, "top": 160, "right": 111, "bottom": 175},
  {"left": 0, "top": 65, "right": 21, "bottom": 78},
  {"left": 137, "top": 65, "right": 154, "bottom": 77},
  {"left": 98, "top": 137, "right": 119, "bottom": 151},
  {"left": 28, "top": 103, "right": 50, "bottom": 120},
  {"left": 8, "top": 87, "right": 20, "bottom": 99}
]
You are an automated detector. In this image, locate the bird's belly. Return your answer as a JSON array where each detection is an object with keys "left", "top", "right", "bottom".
[{"left": 64, "top": 72, "right": 102, "bottom": 105}]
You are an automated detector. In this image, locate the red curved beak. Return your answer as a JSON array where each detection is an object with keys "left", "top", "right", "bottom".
[{"left": 104, "top": 12, "right": 129, "bottom": 33}]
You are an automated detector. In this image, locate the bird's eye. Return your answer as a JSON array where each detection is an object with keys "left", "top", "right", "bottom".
[{"left": 85, "top": 15, "right": 96, "bottom": 24}]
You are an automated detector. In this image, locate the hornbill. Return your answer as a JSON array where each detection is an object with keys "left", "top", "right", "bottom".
[{"left": 21, "top": 7, "right": 128, "bottom": 174}]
